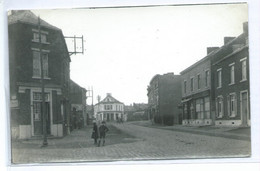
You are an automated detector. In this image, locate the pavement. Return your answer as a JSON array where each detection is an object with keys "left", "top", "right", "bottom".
[
  {"left": 10, "top": 121, "right": 251, "bottom": 164},
  {"left": 130, "top": 121, "right": 251, "bottom": 141}
]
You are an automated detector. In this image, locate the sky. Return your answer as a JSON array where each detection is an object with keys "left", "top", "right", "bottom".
[{"left": 31, "top": 3, "right": 248, "bottom": 105}]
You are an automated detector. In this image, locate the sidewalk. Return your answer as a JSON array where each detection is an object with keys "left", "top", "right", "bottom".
[
  {"left": 130, "top": 121, "right": 250, "bottom": 141},
  {"left": 11, "top": 124, "right": 138, "bottom": 150}
]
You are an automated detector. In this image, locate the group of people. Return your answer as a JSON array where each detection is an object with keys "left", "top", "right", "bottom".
[{"left": 91, "top": 121, "right": 109, "bottom": 147}]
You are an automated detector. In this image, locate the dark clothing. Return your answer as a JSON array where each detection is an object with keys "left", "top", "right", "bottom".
[
  {"left": 99, "top": 125, "right": 109, "bottom": 137},
  {"left": 98, "top": 124, "right": 109, "bottom": 146},
  {"left": 92, "top": 123, "right": 99, "bottom": 144}
]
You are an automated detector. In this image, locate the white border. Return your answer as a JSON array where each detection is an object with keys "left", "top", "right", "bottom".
[{"left": 1, "top": 0, "right": 260, "bottom": 171}]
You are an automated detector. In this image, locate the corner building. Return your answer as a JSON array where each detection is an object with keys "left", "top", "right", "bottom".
[
  {"left": 9, "top": 11, "right": 71, "bottom": 139},
  {"left": 94, "top": 93, "right": 125, "bottom": 122}
]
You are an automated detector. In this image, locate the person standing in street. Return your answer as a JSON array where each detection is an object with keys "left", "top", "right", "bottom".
[
  {"left": 91, "top": 121, "right": 99, "bottom": 145},
  {"left": 98, "top": 121, "right": 109, "bottom": 147}
]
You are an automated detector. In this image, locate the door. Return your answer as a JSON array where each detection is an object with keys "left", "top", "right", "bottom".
[
  {"left": 241, "top": 92, "right": 248, "bottom": 126},
  {"left": 33, "top": 102, "right": 51, "bottom": 135}
]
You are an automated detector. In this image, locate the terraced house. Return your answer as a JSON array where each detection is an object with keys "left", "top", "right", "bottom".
[
  {"left": 9, "top": 10, "right": 71, "bottom": 139},
  {"left": 180, "top": 22, "right": 249, "bottom": 127},
  {"left": 180, "top": 47, "right": 217, "bottom": 126},
  {"left": 211, "top": 22, "right": 249, "bottom": 126}
]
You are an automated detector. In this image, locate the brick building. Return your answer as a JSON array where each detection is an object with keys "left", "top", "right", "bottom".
[
  {"left": 147, "top": 73, "right": 182, "bottom": 125},
  {"left": 9, "top": 10, "right": 71, "bottom": 139},
  {"left": 211, "top": 22, "right": 249, "bottom": 126},
  {"left": 70, "top": 80, "right": 87, "bottom": 129},
  {"left": 180, "top": 47, "right": 218, "bottom": 126},
  {"left": 180, "top": 22, "right": 249, "bottom": 127}
]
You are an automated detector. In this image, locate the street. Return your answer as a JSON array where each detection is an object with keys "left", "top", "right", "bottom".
[{"left": 11, "top": 122, "right": 250, "bottom": 164}]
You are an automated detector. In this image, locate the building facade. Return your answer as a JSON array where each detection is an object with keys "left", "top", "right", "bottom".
[
  {"left": 147, "top": 73, "right": 181, "bottom": 125},
  {"left": 211, "top": 22, "right": 249, "bottom": 126},
  {"left": 9, "top": 10, "right": 71, "bottom": 139},
  {"left": 180, "top": 48, "right": 218, "bottom": 126},
  {"left": 94, "top": 93, "right": 125, "bottom": 122},
  {"left": 69, "top": 80, "right": 87, "bottom": 129}
]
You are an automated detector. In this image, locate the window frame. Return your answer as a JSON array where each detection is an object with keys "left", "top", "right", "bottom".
[
  {"left": 217, "top": 68, "right": 222, "bottom": 89},
  {"left": 240, "top": 57, "right": 247, "bottom": 82},
  {"left": 229, "top": 63, "right": 235, "bottom": 85}
]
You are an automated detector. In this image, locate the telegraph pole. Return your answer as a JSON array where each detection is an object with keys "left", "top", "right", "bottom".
[
  {"left": 64, "top": 35, "right": 85, "bottom": 135},
  {"left": 38, "top": 16, "right": 48, "bottom": 147}
]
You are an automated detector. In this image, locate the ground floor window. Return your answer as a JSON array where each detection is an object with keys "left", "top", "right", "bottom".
[
  {"left": 216, "top": 96, "right": 224, "bottom": 118},
  {"left": 204, "top": 97, "right": 210, "bottom": 119},
  {"left": 227, "top": 93, "right": 237, "bottom": 117},
  {"left": 195, "top": 98, "right": 204, "bottom": 119}
]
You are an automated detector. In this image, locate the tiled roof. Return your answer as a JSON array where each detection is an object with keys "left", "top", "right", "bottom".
[{"left": 8, "top": 10, "right": 60, "bottom": 30}]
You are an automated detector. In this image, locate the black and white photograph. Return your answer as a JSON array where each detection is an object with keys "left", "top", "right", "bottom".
[{"left": 1, "top": 0, "right": 260, "bottom": 171}]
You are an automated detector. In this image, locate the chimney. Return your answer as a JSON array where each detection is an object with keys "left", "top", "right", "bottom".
[
  {"left": 107, "top": 93, "right": 111, "bottom": 96},
  {"left": 224, "top": 37, "right": 235, "bottom": 45},
  {"left": 207, "top": 47, "right": 219, "bottom": 55}
]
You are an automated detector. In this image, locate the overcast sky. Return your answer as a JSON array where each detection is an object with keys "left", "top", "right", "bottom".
[{"left": 32, "top": 3, "right": 248, "bottom": 105}]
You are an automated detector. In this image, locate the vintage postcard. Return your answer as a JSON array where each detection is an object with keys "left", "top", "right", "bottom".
[{"left": 8, "top": 3, "right": 251, "bottom": 165}]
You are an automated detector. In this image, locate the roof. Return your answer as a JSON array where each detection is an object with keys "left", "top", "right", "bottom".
[
  {"left": 95, "top": 94, "right": 123, "bottom": 105},
  {"left": 8, "top": 10, "right": 61, "bottom": 31}
]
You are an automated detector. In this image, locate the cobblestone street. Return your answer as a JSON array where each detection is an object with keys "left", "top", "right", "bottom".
[{"left": 11, "top": 122, "right": 251, "bottom": 164}]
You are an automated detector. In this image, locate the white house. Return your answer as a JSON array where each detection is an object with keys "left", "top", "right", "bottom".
[{"left": 94, "top": 93, "right": 126, "bottom": 122}]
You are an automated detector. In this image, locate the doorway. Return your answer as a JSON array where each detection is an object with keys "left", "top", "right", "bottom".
[{"left": 241, "top": 91, "right": 249, "bottom": 126}]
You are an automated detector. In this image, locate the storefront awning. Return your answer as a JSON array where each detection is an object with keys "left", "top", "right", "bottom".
[{"left": 181, "top": 98, "right": 192, "bottom": 103}]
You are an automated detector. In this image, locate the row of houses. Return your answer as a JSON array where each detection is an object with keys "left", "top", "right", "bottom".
[
  {"left": 147, "top": 22, "right": 250, "bottom": 127},
  {"left": 9, "top": 10, "right": 87, "bottom": 139}
]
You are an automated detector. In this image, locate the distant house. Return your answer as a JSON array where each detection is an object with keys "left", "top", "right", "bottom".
[
  {"left": 125, "top": 103, "right": 148, "bottom": 121},
  {"left": 211, "top": 22, "right": 249, "bottom": 126},
  {"left": 69, "top": 80, "right": 87, "bottom": 129},
  {"left": 9, "top": 10, "right": 71, "bottom": 139},
  {"left": 147, "top": 73, "right": 182, "bottom": 125},
  {"left": 94, "top": 93, "right": 125, "bottom": 122}
]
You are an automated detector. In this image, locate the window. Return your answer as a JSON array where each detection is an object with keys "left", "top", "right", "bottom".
[
  {"left": 190, "top": 78, "right": 194, "bottom": 92},
  {"left": 217, "top": 69, "right": 222, "bottom": 88},
  {"left": 197, "top": 74, "right": 201, "bottom": 89},
  {"left": 32, "top": 32, "right": 48, "bottom": 43},
  {"left": 204, "top": 97, "right": 210, "bottom": 119},
  {"left": 230, "top": 64, "right": 235, "bottom": 84},
  {"left": 184, "top": 80, "right": 187, "bottom": 94},
  {"left": 227, "top": 93, "right": 237, "bottom": 117},
  {"left": 205, "top": 70, "right": 209, "bottom": 87},
  {"left": 195, "top": 98, "right": 204, "bottom": 119},
  {"left": 33, "top": 51, "right": 49, "bottom": 78},
  {"left": 105, "top": 104, "right": 112, "bottom": 110},
  {"left": 241, "top": 59, "right": 247, "bottom": 81},
  {"left": 216, "top": 96, "right": 224, "bottom": 118}
]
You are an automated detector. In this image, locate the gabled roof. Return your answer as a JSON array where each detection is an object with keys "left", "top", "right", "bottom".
[
  {"left": 8, "top": 10, "right": 60, "bottom": 31},
  {"left": 96, "top": 94, "right": 123, "bottom": 105}
]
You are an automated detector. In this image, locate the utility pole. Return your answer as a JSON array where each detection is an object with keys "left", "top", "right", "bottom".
[
  {"left": 38, "top": 17, "right": 48, "bottom": 147},
  {"left": 86, "top": 86, "right": 94, "bottom": 119},
  {"left": 63, "top": 35, "right": 85, "bottom": 135}
]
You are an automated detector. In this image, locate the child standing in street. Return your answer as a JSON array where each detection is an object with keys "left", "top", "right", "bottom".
[{"left": 98, "top": 121, "right": 109, "bottom": 147}]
